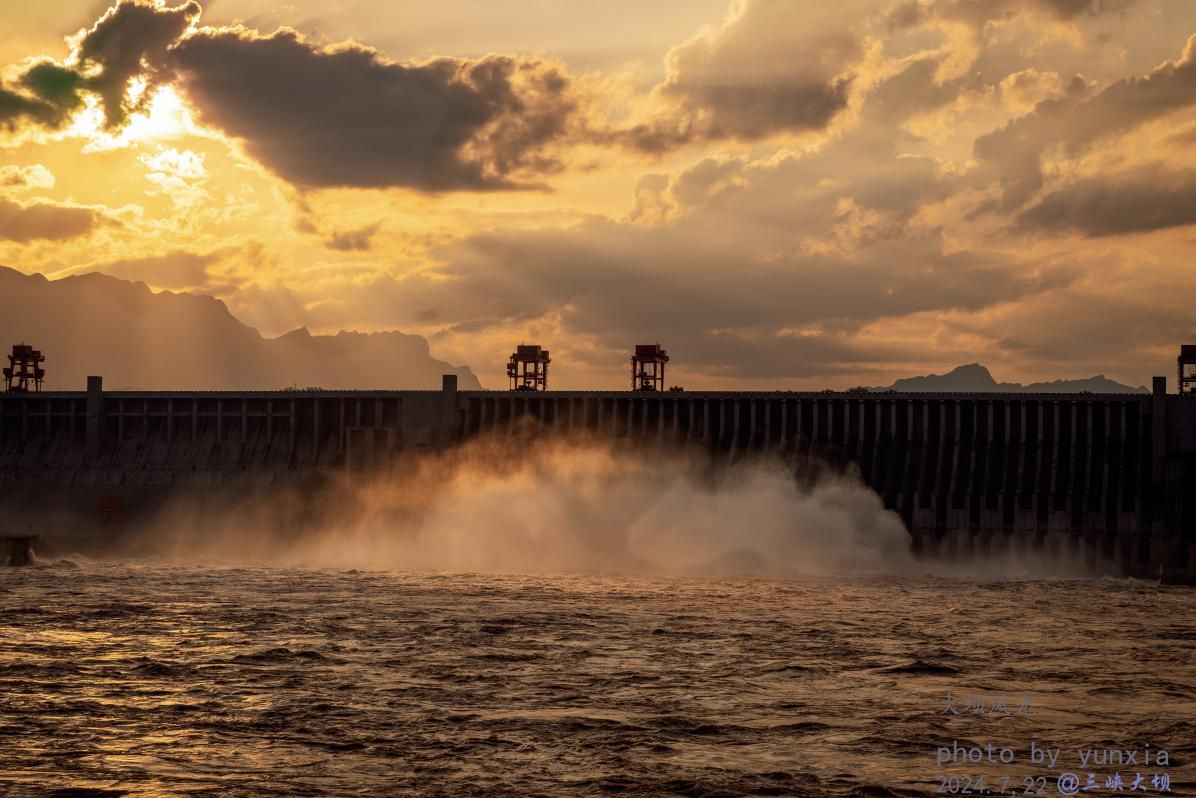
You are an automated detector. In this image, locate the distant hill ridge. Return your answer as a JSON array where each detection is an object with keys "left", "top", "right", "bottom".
[
  {"left": 881, "top": 363, "right": 1147, "bottom": 394},
  {"left": 0, "top": 266, "right": 481, "bottom": 390}
]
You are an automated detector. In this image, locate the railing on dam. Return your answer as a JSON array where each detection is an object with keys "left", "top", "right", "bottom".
[{"left": 1, "top": 374, "right": 1193, "bottom": 579}]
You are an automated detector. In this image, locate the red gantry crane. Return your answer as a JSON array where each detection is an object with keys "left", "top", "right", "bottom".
[
  {"left": 3, "top": 344, "right": 45, "bottom": 393},
  {"left": 631, "top": 343, "right": 669, "bottom": 392},
  {"left": 508, "top": 344, "right": 551, "bottom": 391}
]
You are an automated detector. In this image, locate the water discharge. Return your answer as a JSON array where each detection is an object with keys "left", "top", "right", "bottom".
[{"left": 129, "top": 437, "right": 1096, "bottom": 580}]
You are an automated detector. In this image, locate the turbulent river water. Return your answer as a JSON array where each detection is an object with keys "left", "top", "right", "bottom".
[{"left": 0, "top": 564, "right": 1191, "bottom": 797}]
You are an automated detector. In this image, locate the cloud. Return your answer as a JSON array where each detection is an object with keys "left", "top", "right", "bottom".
[
  {"left": 858, "top": 57, "right": 986, "bottom": 129},
  {"left": 952, "top": 287, "right": 1194, "bottom": 374},
  {"left": 0, "top": 164, "right": 55, "bottom": 189},
  {"left": 139, "top": 147, "right": 205, "bottom": 179},
  {"left": 298, "top": 91, "right": 1076, "bottom": 383},
  {"left": 3, "top": 1, "right": 580, "bottom": 193},
  {"left": 1016, "top": 165, "right": 1196, "bottom": 236},
  {"left": 611, "top": 0, "right": 871, "bottom": 152},
  {"left": 168, "top": 27, "right": 578, "bottom": 191},
  {"left": 0, "top": 0, "right": 950, "bottom": 185},
  {"left": 974, "top": 33, "right": 1196, "bottom": 209},
  {"left": 73, "top": 0, "right": 202, "bottom": 127},
  {"left": 1167, "top": 123, "right": 1196, "bottom": 146},
  {"left": 0, "top": 0, "right": 195, "bottom": 134},
  {"left": 0, "top": 198, "right": 104, "bottom": 242},
  {"left": 317, "top": 207, "right": 1064, "bottom": 379},
  {"left": 0, "top": 62, "right": 87, "bottom": 131},
  {"left": 441, "top": 223, "right": 1049, "bottom": 329},
  {"left": 627, "top": 173, "right": 673, "bottom": 224},
  {"left": 889, "top": 0, "right": 1139, "bottom": 29},
  {"left": 137, "top": 147, "right": 210, "bottom": 206},
  {"left": 998, "top": 68, "right": 1064, "bottom": 114},
  {"left": 626, "top": 153, "right": 746, "bottom": 218},
  {"left": 668, "top": 155, "right": 749, "bottom": 208},
  {"left": 70, "top": 249, "right": 226, "bottom": 289},
  {"left": 325, "top": 221, "right": 382, "bottom": 252}
]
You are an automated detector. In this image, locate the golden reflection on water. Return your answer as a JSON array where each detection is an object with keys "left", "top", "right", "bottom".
[{"left": 0, "top": 565, "right": 1192, "bottom": 796}]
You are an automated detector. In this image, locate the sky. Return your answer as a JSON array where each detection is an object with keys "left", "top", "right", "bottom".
[{"left": 2, "top": 0, "right": 1196, "bottom": 390}]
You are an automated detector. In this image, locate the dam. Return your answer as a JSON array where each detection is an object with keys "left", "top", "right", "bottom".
[{"left": 2, "top": 373, "right": 1195, "bottom": 581}]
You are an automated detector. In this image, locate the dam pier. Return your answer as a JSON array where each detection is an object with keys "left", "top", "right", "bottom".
[{"left": 2, "top": 372, "right": 1195, "bottom": 581}]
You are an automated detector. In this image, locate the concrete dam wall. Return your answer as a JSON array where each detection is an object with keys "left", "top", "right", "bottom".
[{"left": 2, "top": 375, "right": 1194, "bottom": 580}]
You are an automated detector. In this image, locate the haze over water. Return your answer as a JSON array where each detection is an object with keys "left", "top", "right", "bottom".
[{"left": 1, "top": 565, "right": 1192, "bottom": 797}]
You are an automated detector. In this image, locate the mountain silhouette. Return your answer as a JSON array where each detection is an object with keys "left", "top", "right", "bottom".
[
  {"left": 883, "top": 363, "right": 1146, "bottom": 394},
  {"left": 0, "top": 267, "right": 481, "bottom": 390}
]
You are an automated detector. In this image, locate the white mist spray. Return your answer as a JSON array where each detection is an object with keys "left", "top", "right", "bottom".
[
  {"left": 253, "top": 439, "right": 917, "bottom": 576},
  {"left": 129, "top": 436, "right": 1100, "bottom": 580}
]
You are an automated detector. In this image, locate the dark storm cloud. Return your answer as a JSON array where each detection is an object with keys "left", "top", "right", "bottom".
[
  {"left": 0, "top": 198, "right": 103, "bottom": 242},
  {"left": 974, "top": 34, "right": 1196, "bottom": 209},
  {"left": 0, "top": 62, "right": 89, "bottom": 131},
  {"left": 20, "top": 62, "right": 89, "bottom": 112},
  {"left": 1017, "top": 166, "right": 1196, "bottom": 236},
  {"left": 74, "top": 0, "right": 201, "bottom": 127},
  {"left": 168, "top": 28, "right": 577, "bottom": 191},
  {"left": 0, "top": 87, "right": 60, "bottom": 130}
]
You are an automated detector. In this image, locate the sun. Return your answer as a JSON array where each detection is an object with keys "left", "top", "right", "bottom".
[
  {"left": 126, "top": 84, "right": 197, "bottom": 141},
  {"left": 61, "top": 82, "right": 200, "bottom": 151}
]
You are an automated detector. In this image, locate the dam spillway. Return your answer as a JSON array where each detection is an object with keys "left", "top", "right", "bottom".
[{"left": 2, "top": 374, "right": 1195, "bottom": 580}]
